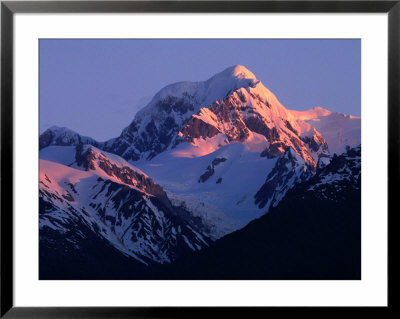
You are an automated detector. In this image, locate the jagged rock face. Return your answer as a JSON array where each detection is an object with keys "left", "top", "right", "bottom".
[
  {"left": 75, "top": 144, "right": 166, "bottom": 197},
  {"left": 254, "top": 144, "right": 360, "bottom": 211},
  {"left": 103, "top": 65, "right": 328, "bottom": 167},
  {"left": 87, "top": 180, "right": 211, "bottom": 263},
  {"left": 39, "top": 146, "right": 212, "bottom": 264},
  {"left": 302, "top": 134, "right": 322, "bottom": 152},
  {"left": 307, "top": 144, "right": 361, "bottom": 200},
  {"left": 179, "top": 116, "right": 221, "bottom": 142},
  {"left": 255, "top": 148, "right": 314, "bottom": 210},
  {"left": 175, "top": 85, "right": 329, "bottom": 168},
  {"left": 105, "top": 88, "right": 202, "bottom": 161},
  {"left": 108, "top": 99, "right": 193, "bottom": 161},
  {"left": 244, "top": 117, "right": 279, "bottom": 142}
]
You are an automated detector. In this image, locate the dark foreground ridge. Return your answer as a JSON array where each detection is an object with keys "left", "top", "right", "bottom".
[{"left": 157, "top": 145, "right": 361, "bottom": 280}]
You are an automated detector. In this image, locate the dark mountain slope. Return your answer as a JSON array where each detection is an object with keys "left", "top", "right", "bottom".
[
  {"left": 39, "top": 217, "right": 149, "bottom": 280},
  {"left": 159, "top": 146, "right": 361, "bottom": 280}
]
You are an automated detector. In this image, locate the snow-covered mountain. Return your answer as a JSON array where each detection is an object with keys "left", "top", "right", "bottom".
[
  {"left": 39, "top": 65, "right": 361, "bottom": 274},
  {"left": 106, "top": 65, "right": 329, "bottom": 168},
  {"left": 98, "top": 65, "right": 336, "bottom": 230},
  {"left": 39, "top": 145, "right": 212, "bottom": 264},
  {"left": 290, "top": 106, "right": 361, "bottom": 154}
]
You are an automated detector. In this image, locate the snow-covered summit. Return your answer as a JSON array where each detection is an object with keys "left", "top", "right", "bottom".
[
  {"left": 108, "top": 65, "right": 329, "bottom": 166},
  {"left": 228, "top": 64, "right": 257, "bottom": 79},
  {"left": 135, "top": 64, "right": 260, "bottom": 120},
  {"left": 204, "top": 64, "right": 259, "bottom": 95}
]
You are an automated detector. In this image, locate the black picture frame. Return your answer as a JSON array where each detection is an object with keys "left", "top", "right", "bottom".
[{"left": 1, "top": 1, "right": 397, "bottom": 317}]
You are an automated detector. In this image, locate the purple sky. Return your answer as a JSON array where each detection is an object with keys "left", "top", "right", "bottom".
[{"left": 40, "top": 39, "right": 360, "bottom": 141}]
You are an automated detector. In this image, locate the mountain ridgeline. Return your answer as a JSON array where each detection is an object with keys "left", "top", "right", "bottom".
[{"left": 39, "top": 65, "right": 361, "bottom": 279}]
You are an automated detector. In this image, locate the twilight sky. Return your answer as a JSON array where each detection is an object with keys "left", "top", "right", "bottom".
[{"left": 40, "top": 39, "right": 360, "bottom": 141}]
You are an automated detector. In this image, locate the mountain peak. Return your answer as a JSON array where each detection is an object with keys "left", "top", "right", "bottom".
[
  {"left": 46, "top": 125, "right": 73, "bottom": 133},
  {"left": 225, "top": 65, "right": 257, "bottom": 80},
  {"left": 207, "top": 65, "right": 257, "bottom": 83},
  {"left": 203, "top": 65, "right": 259, "bottom": 90},
  {"left": 134, "top": 65, "right": 261, "bottom": 122},
  {"left": 313, "top": 106, "right": 328, "bottom": 111},
  {"left": 39, "top": 126, "right": 100, "bottom": 150}
]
